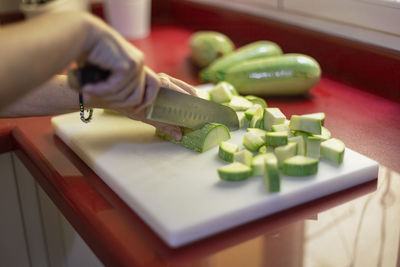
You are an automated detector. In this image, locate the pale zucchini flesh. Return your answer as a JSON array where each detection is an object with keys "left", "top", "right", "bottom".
[
  {"left": 274, "top": 142, "right": 297, "bottom": 167},
  {"left": 236, "top": 112, "right": 249, "bottom": 129},
  {"left": 243, "top": 132, "right": 265, "bottom": 152},
  {"left": 320, "top": 138, "right": 345, "bottom": 164},
  {"left": 289, "top": 115, "right": 322, "bottom": 135},
  {"left": 251, "top": 153, "right": 276, "bottom": 176},
  {"left": 306, "top": 136, "right": 322, "bottom": 159},
  {"left": 264, "top": 107, "right": 286, "bottom": 131},
  {"left": 245, "top": 104, "right": 264, "bottom": 121},
  {"left": 209, "top": 82, "right": 233, "bottom": 103},
  {"left": 229, "top": 96, "right": 254, "bottom": 111},
  {"left": 288, "top": 136, "right": 306, "bottom": 156},
  {"left": 234, "top": 149, "right": 254, "bottom": 166}
]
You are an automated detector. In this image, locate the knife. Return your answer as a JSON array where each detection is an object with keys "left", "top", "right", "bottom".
[
  {"left": 146, "top": 87, "right": 239, "bottom": 130},
  {"left": 68, "top": 63, "right": 239, "bottom": 130}
]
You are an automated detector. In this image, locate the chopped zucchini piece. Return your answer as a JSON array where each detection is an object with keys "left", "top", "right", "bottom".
[
  {"left": 306, "top": 136, "right": 322, "bottom": 158},
  {"left": 249, "top": 115, "right": 263, "bottom": 128},
  {"left": 243, "top": 132, "right": 265, "bottom": 152},
  {"left": 217, "top": 81, "right": 239, "bottom": 95},
  {"left": 312, "top": 126, "right": 331, "bottom": 141},
  {"left": 218, "top": 162, "right": 252, "bottom": 181},
  {"left": 271, "top": 123, "right": 294, "bottom": 137},
  {"left": 264, "top": 158, "right": 280, "bottom": 193},
  {"left": 245, "top": 95, "right": 267, "bottom": 108},
  {"left": 302, "top": 112, "right": 325, "bottom": 125},
  {"left": 265, "top": 131, "right": 288, "bottom": 147},
  {"left": 209, "top": 82, "right": 233, "bottom": 103},
  {"left": 245, "top": 104, "right": 264, "bottom": 121},
  {"left": 247, "top": 127, "right": 268, "bottom": 136},
  {"left": 258, "top": 145, "right": 274, "bottom": 154},
  {"left": 288, "top": 136, "right": 306, "bottom": 155},
  {"left": 229, "top": 95, "right": 253, "bottom": 111},
  {"left": 274, "top": 142, "right": 297, "bottom": 167},
  {"left": 236, "top": 112, "right": 249, "bottom": 129},
  {"left": 195, "top": 89, "right": 211, "bottom": 100},
  {"left": 251, "top": 152, "right": 276, "bottom": 176},
  {"left": 218, "top": 141, "right": 239, "bottom": 162},
  {"left": 282, "top": 155, "right": 318, "bottom": 176},
  {"left": 263, "top": 107, "right": 286, "bottom": 131},
  {"left": 289, "top": 115, "right": 322, "bottom": 134},
  {"left": 294, "top": 130, "right": 311, "bottom": 143},
  {"left": 234, "top": 149, "right": 254, "bottom": 166},
  {"left": 320, "top": 138, "right": 345, "bottom": 164}
]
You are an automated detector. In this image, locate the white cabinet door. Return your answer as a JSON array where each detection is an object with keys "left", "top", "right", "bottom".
[
  {"left": 12, "top": 153, "right": 103, "bottom": 267},
  {"left": 12, "top": 153, "right": 49, "bottom": 267},
  {"left": 0, "top": 152, "right": 30, "bottom": 267}
]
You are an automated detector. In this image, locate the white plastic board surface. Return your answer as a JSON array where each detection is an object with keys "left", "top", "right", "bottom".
[{"left": 51, "top": 110, "right": 378, "bottom": 248}]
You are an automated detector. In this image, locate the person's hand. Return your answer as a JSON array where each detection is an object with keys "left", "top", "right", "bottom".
[
  {"left": 112, "top": 73, "right": 198, "bottom": 140},
  {"left": 79, "top": 14, "right": 158, "bottom": 112}
]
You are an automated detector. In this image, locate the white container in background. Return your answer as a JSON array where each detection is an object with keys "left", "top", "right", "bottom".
[
  {"left": 105, "top": 0, "right": 151, "bottom": 40},
  {"left": 20, "top": 0, "right": 88, "bottom": 19}
]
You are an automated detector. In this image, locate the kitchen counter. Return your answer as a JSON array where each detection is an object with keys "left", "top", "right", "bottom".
[{"left": 2, "top": 1, "right": 400, "bottom": 266}]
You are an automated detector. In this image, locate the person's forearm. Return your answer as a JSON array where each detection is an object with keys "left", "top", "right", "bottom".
[
  {"left": 0, "top": 75, "right": 108, "bottom": 117},
  {"left": 0, "top": 12, "right": 97, "bottom": 107}
]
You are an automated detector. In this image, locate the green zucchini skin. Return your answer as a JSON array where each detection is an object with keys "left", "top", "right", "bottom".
[
  {"left": 189, "top": 31, "right": 234, "bottom": 68},
  {"left": 156, "top": 123, "right": 230, "bottom": 153},
  {"left": 200, "top": 41, "right": 283, "bottom": 83},
  {"left": 221, "top": 54, "right": 321, "bottom": 96}
]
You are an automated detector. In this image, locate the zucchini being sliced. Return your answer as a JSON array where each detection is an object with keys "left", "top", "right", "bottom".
[{"left": 156, "top": 123, "right": 230, "bottom": 153}]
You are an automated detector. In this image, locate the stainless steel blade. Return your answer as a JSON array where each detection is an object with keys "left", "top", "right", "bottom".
[{"left": 146, "top": 87, "right": 239, "bottom": 130}]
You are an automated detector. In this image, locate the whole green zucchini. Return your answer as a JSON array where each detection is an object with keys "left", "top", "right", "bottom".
[
  {"left": 200, "top": 41, "right": 282, "bottom": 83},
  {"left": 220, "top": 54, "right": 321, "bottom": 96},
  {"left": 189, "top": 31, "right": 234, "bottom": 68}
]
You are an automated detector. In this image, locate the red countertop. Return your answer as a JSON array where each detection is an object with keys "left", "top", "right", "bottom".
[{"left": 2, "top": 1, "right": 400, "bottom": 266}]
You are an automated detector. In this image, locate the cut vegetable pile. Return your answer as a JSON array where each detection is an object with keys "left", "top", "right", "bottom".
[{"left": 157, "top": 81, "right": 346, "bottom": 194}]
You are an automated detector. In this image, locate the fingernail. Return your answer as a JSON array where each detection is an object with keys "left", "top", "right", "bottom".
[{"left": 172, "top": 128, "right": 182, "bottom": 141}]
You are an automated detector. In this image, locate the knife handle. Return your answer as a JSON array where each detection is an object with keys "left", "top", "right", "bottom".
[
  {"left": 67, "top": 63, "right": 111, "bottom": 123},
  {"left": 68, "top": 63, "right": 111, "bottom": 89}
]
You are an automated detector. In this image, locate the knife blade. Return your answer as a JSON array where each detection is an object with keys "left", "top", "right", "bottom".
[{"left": 146, "top": 87, "right": 239, "bottom": 130}]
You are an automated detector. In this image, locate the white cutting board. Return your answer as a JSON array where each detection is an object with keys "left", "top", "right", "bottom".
[{"left": 51, "top": 110, "right": 378, "bottom": 247}]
